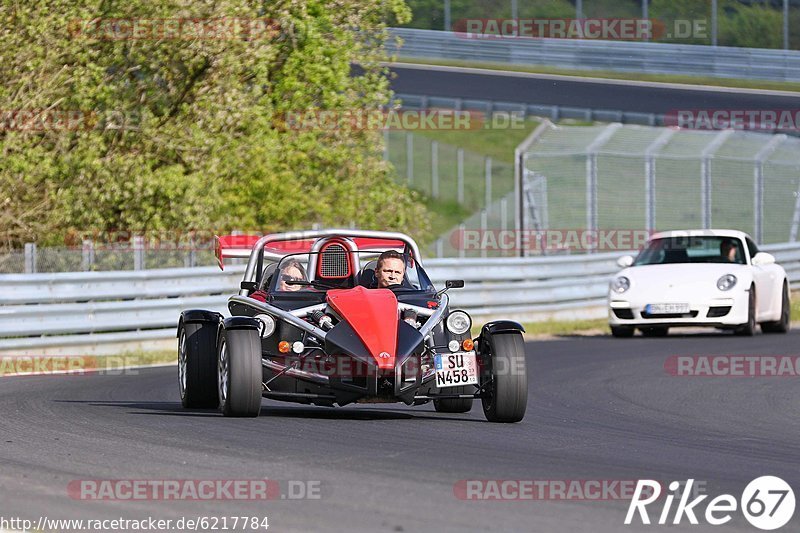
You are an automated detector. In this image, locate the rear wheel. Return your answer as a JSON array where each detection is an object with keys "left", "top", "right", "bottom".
[
  {"left": 218, "top": 328, "right": 262, "bottom": 417},
  {"left": 178, "top": 321, "right": 219, "bottom": 408},
  {"left": 610, "top": 326, "right": 634, "bottom": 338},
  {"left": 434, "top": 386, "right": 474, "bottom": 413},
  {"left": 762, "top": 282, "right": 790, "bottom": 334},
  {"left": 481, "top": 333, "right": 527, "bottom": 423},
  {"left": 640, "top": 327, "right": 669, "bottom": 337},
  {"left": 734, "top": 287, "right": 756, "bottom": 336}
]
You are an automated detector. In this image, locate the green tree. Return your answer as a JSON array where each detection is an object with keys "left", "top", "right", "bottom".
[{"left": 0, "top": 0, "right": 429, "bottom": 249}]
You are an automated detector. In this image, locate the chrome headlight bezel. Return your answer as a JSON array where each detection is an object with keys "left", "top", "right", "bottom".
[
  {"left": 446, "top": 310, "right": 472, "bottom": 335},
  {"left": 255, "top": 313, "right": 276, "bottom": 338},
  {"left": 611, "top": 276, "right": 630, "bottom": 294},
  {"left": 716, "top": 274, "right": 737, "bottom": 291}
]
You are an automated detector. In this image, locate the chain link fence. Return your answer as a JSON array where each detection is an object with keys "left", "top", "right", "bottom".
[{"left": 521, "top": 122, "right": 800, "bottom": 253}]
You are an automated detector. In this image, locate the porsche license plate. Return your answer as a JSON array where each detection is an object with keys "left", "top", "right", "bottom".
[
  {"left": 645, "top": 303, "right": 690, "bottom": 315},
  {"left": 434, "top": 352, "right": 479, "bottom": 388}
]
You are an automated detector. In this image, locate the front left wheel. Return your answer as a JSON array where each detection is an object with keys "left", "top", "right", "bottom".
[
  {"left": 218, "top": 328, "right": 262, "bottom": 417},
  {"left": 480, "top": 333, "right": 527, "bottom": 423}
]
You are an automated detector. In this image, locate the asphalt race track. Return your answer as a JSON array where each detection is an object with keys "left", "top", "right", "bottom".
[
  {"left": 388, "top": 63, "right": 800, "bottom": 114},
  {"left": 1, "top": 332, "right": 799, "bottom": 532}
]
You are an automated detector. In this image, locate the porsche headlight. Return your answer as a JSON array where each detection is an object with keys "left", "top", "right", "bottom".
[
  {"left": 446, "top": 310, "right": 471, "bottom": 335},
  {"left": 255, "top": 314, "right": 276, "bottom": 338},
  {"left": 717, "top": 274, "right": 737, "bottom": 291},
  {"left": 611, "top": 276, "right": 630, "bottom": 294}
]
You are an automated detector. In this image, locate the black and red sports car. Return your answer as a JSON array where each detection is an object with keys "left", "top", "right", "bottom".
[{"left": 177, "top": 230, "right": 527, "bottom": 422}]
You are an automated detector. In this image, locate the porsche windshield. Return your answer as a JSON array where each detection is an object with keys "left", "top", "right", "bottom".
[
  {"left": 633, "top": 236, "right": 747, "bottom": 266},
  {"left": 266, "top": 251, "right": 434, "bottom": 293}
]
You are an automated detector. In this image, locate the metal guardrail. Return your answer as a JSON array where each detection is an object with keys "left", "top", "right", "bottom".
[
  {"left": 388, "top": 28, "right": 800, "bottom": 83},
  {"left": 1, "top": 243, "right": 799, "bottom": 352}
]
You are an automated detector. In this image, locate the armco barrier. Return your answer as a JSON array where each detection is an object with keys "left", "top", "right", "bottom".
[
  {"left": 388, "top": 28, "right": 800, "bottom": 83},
  {"left": 1, "top": 243, "right": 799, "bottom": 353}
]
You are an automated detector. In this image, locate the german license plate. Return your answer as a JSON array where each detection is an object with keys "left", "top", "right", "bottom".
[
  {"left": 434, "top": 352, "right": 479, "bottom": 388},
  {"left": 645, "top": 303, "right": 690, "bottom": 314}
]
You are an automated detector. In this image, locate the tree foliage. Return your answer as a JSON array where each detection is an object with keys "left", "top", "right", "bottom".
[{"left": 0, "top": 0, "right": 429, "bottom": 248}]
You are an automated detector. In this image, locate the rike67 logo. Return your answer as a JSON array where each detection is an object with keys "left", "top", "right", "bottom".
[{"left": 625, "top": 477, "right": 795, "bottom": 530}]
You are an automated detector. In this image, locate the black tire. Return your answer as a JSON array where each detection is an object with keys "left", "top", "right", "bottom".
[
  {"left": 178, "top": 321, "right": 219, "bottom": 408},
  {"left": 481, "top": 333, "right": 527, "bottom": 423},
  {"left": 218, "top": 328, "right": 262, "bottom": 417},
  {"left": 734, "top": 286, "right": 757, "bottom": 336},
  {"left": 610, "top": 326, "right": 634, "bottom": 338},
  {"left": 434, "top": 386, "right": 474, "bottom": 413},
  {"left": 761, "top": 281, "right": 790, "bottom": 334},
  {"left": 640, "top": 327, "right": 669, "bottom": 337}
]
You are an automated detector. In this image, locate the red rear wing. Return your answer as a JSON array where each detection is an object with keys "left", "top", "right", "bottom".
[{"left": 214, "top": 234, "right": 407, "bottom": 270}]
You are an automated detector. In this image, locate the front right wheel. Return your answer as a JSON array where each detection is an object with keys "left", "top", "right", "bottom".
[{"left": 481, "top": 332, "right": 527, "bottom": 423}]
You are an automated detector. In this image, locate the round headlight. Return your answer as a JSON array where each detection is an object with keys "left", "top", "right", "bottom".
[
  {"left": 446, "top": 310, "right": 471, "bottom": 335},
  {"left": 717, "top": 274, "right": 737, "bottom": 291},
  {"left": 255, "top": 313, "right": 276, "bottom": 338},
  {"left": 611, "top": 276, "right": 630, "bottom": 294}
]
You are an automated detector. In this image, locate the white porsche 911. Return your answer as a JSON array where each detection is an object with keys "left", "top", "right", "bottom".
[{"left": 608, "top": 230, "right": 790, "bottom": 337}]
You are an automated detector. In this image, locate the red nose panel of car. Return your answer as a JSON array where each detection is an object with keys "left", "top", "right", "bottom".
[{"left": 326, "top": 287, "right": 398, "bottom": 370}]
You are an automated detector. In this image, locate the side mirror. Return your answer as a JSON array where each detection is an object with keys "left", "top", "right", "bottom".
[
  {"left": 616, "top": 255, "right": 634, "bottom": 268},
  {"left": 445, "top": 280, "right": 465, "bottom": 289},
  {"left": 752, "top": 252, "right": 775, "bottom": 266},
  {"left": 240, "top": 281, "right": 258, "bottom": 291}
]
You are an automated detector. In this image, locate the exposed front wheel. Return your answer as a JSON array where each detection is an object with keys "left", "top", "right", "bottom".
[
  {"left": 434, "top": 386, "right": 474, "bottom": 413},
  {"left": 761, "top": 282, "right": 790, "bottom": 334},
  {"left": 218, "top": 328, "right": 262, "bottom": 417},
  {"left": 178, "top": 321, "right": 219, "bottom": 408},
  {"left": 481, "top": 333, "right": 527, "bottom": 423}
]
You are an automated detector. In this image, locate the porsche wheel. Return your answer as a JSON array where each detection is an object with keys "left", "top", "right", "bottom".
[
  {"left": 178, "top": 321, "right": 218, "bottom": 408},
  {"left": 734, "top": 286, "right": 756, "bottom": 336},
  {"left": 218, "top": 328, "right": 262, "bottom": 417},
  {"left": 761, "top": 281, "right": 790, "bottom": 334},
  {"left": 481, "top": 333, "right": 527, "bottom": 423},
  {"left": 610, "top": 326, "right": 634, "bottom": 338},
  {"left": 434, "top": 386, "right": 474, "bottom": 413}
]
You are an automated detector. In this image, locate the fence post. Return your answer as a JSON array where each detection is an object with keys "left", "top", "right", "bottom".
[
  {"left": 431, "top": 140, "right": 439, "bottom": 198},
  {"left": 754, "top": 134, "right": 786, "bottom": 243},
  {"left": 484, "top": 157, "right": 492, "bottom": 211},
  {"left": 406, "top": 132, "right": 414, "bottom": 186},
  {"left": 480, "top": 210, "right": 488, "bottom": 258},
  {"left": 457, "top": 148, "right": 464, "bottom": 205},
  {"left": 435, "top": 238, "right": 444, "bottom": 258},
  {"left": 458, "top": 223, "right": 466, "bottom": 259},
  {"left": 24, "top": 243, "right": 37, "bottom": 274},
  {"left": 133, "top": 235, "right": 145, "bottom": 270},
  {"left": 82, "top": 239, "right": 95, "bottom": 271},
  {"left": 383, "top": 129, "right": 389, "bottom": 161}
]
